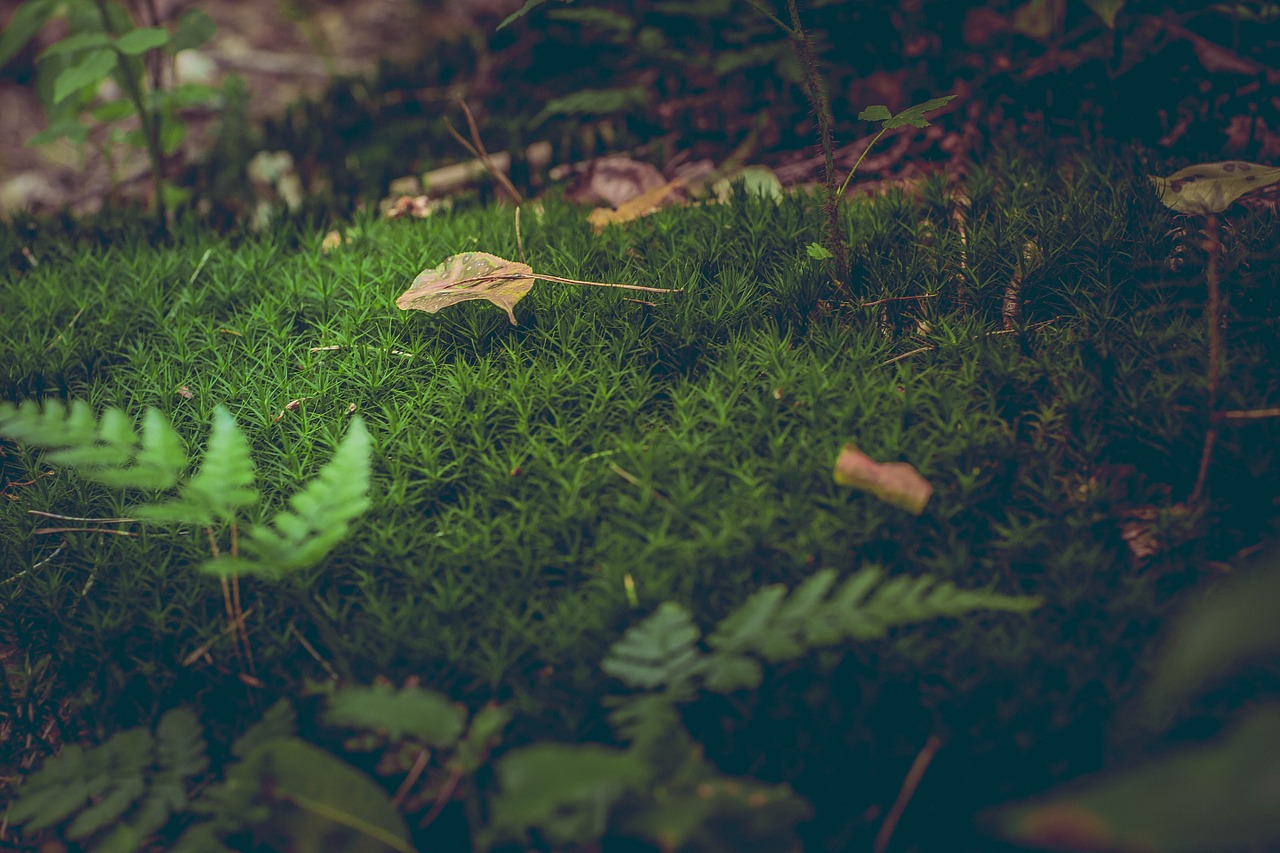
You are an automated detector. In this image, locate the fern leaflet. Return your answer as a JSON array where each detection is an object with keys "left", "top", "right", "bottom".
[
  {"left": 0, "top": 399, "right": 187, "bottom": 490},
  {"left": 211, "top": 415, "right": 371, "bottom": 578},
  {"left": 136, "top": 406, "right": 258, "bottom": 525},
  {"left": 600, "top": 601, "right": 704, "bottom": 691}
]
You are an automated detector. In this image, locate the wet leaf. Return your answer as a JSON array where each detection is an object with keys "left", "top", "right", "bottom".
[
  {"left": 397, "top": 252, "right": 537, "bottom": 326},
  {"left": 833, "top": 444, "right": 932, "bottom": 515},
  {"left": 1084, "top": 0, "right": 1125, "bottom": 28},
  {"left": 1150, "top": 161, "right": 1280, "bottom": 215}
]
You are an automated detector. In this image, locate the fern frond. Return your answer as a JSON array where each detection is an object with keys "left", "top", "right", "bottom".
[
  {"left": 6, "top": 709, "right": 207, "bottom": 848},
  {"left": 0, "top": 400, "right": 187, "bottom": 490},
  {"left": 233, "top": 416, "right": 372, "bottom": 577},
  {"left": 704, "top": 567, "right": 1042, "bottom": 681},
  {"left": 322, "top": 683, "right": 466, "bottom": 747},
  {"left": 136, "top": 407, "right": 257, "bottom": 525},
  {"left": 601, "top": 601, "right": 704, "bottom": 691}
]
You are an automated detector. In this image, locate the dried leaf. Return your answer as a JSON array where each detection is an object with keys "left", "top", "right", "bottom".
[
  {"left": 1150, "top": 161, "right": 1280, "bottom": 215},
  {"left": 321, "top": 230, "right": 347, "bottom": 253},
  {"left": 833, "top": 444, "right": 933, "bottom": 515},
  {"left": 397, "top": 252, "right": 537, "bottom": 326},
  {"left": 588, "top": 178, "right": 684, "bottom": 232},
  {"left": 564, "top": 156, "right": 667, "bottom": 207}
]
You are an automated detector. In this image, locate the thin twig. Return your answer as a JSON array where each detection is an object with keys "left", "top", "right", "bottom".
[
  {"left": 309, "top": 344, "right": 414, "bottom": 358},
  {"left": 419, "top": 763, "right": 465, "bottom": 829},
  {"left": 392, "top": 748, "right": 432, "bottom": 809},
  {"left": 1219, "top": 407, "right": 1280, "bottom": 421},
  {"left": 609, "top": 463, "right": 672, "bottom": 504},
  {"left": 878, "top": 318, "right": 1060, "bottom": 366},
  {"left": 1190, "top": 213, "right": 1222, "bottom": 507},
  {"left": 294, "top": 631, "right": 341, "bottom": 682},
  {"left": 874, "top": 735, "right": 942, "bottom": 853},
  {"left": 858, "top": 293, "right": 940, "bottom": 309},
  {"left": 515, "top": 206, "right": 526, "bottom": 263},
  {"left": 444, "top": 99, "right": 523, "bottom": 204},
  {"left": 33, "top": 526, "right": 136, "bottom": 536},
  {"left": 29, "top": 510, "right": 137, "bottom": 523}
]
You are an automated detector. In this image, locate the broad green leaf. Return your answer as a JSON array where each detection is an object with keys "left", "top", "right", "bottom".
[
  {"left": 169, "top": 8, "right": 216, "bottom": 52},
  {"left": 806, "top": 242, "right": 833, "bottom": 260},
  {"left": 38, "top": 31, "right": 113, "bottom": 60},
  {"left": 712, "top": 164, "right": 783, "bottom": 202},
  {"left": 1085, "top": 0, "right": 1125, "bottom": 27},
  {"left": 1150, "top": 160, "right": 1280, "bottom": 215},
  {"left": 985, "top": 708, "right": 1280, "bottom": 852},
  {"left": 0, "top": 0, "right": 59, "bottom": 67},
  {"left": 879, "top": 95, "right": 957, "bottom": 130},
  {"left": 232, "top": 737, "right": 413, "bottom": 853},
  {"left": 323, "top": 684, "right": 466, "bottom": 747},
  {"left": 52, "top": 48, "right": 117, "bottom": 104},
  {"left": 1147, "top": 548, "right": 1280, "bottom": 712},
  {"left": 27, "top": 117, "right": 90, "bottom": 146},
  {"left": 114, "top": 27, "right": 169, "bottom": 56},
  {"left": 488, "top": 743, "right": 650, "bottom": 847},
  {"left": 857, "top": 104, "right": 892, "bottom": 122},
  {"left": 397, "top": 252, "right": 537, "bottom": 326},
  {"left": 92, "top": 99, "right": 135, "bottom": 121},
  {"left": 833, "top": 443, "right": 933, "bottom": 514}
]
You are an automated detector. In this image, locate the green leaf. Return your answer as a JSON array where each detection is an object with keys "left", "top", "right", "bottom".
[
  {"left": 856, "top": 104, "right": 892, "bottom": 122},
  {"left": 137, "top": 406, "right": 257, "bottom": 526},
  {"left": 169, "top": 9, "right": 216, "bottom": 52},
  {"left": 601, "top": 601, "right": 704, "bottom": 690},
  {"left": 90, "top": 407, "right": 188, "bottom": 490},
  {"left": 231, "top": 738, "right": 413, "bottom": 853},
  {"left": 114, "top": 27, "right": 169, "bottom": 55},
  {"left": 1149, "top": 160, "right": 1280, "bottom": 215},
  {"left": 92, "top": 99, "right": 136, "bottom": 121},
  {"left": 1148, "top": 548, "right": 1280, "bottom": 712},
  {"left": 232, "top": 700, "right": 297, "bottom": 759},
  {"left": 168, "top": 82, "right": 221, "bottom": 109},
  {"left": 0, "top": 0, "right": 59, "bottom": 67},
  {"left": 52, "top": 48, "right": 117, "bottom": 104},
  {"left": 1084, "top": 0, "right": 1125, "bottom": 27},
  {"left": 27, "top": 117, "right": 90, "bottom": 146},
  {"left": 159, "top": 112, "right": 186, "bottom": 155},
  {"left": 806, "top": 242, "right": 833, "bottom": 260},
  {"left": 497, "top": 0, "right": 560, "bottom": 30},
  {"left": 323, "top": 684, "right": 467, "bottom": 747},
  {"left": 236, "top": 416, "right": 371, "bottom": 576},
  {"left": 879, "top": 95, "right": 957, "bottom": 130},
  {"left": 487, "top": 743, "right": 650, "bottom": 847},
  {"left": 985, "top": 708, "right": 1280, "bottom": 852},
  {"left": 38, "top": 31, "right": 113, "bottom": 60}
]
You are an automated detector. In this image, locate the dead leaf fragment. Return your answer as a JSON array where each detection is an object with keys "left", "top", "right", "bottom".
[
  {"left": 565, "top": 157, "right": 668, "bottom": 207},
  {"left": 1150, "top": 161, "right": 1280, "bottom": 215},
  {"left": 396, "top": 252, "right": 537, "bottom": 326},
  {"left": 176, "top": 385, "right": 194, "bottom": 400},
  {"left": 320, "top": 230, "right": 348, "bottom": 253},
  {"left": 833, "top": 443, "right": 933, "bottom": 515},
  {"left": 588, "top": 178, "right": 684, "bottom": 232}
]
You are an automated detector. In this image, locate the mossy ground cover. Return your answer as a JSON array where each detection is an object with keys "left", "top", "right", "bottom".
[{"left": 1, "top": 146, "right": 1278, "bottom": 850}]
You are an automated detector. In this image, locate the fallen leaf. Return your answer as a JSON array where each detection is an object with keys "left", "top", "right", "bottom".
[
  {"left": 397, "top": 252, "right": 536, "bottom": 326},
  {"left": 1150, "top": 161, "right": 1280, "bottom": 215},
  {"left": 383, "top": 195, "right": 451, "bottom": 219},
  {"left": 588, "top": 178, "right": 684, "bottom": 232},
  {"left": 176, "top": 385, "right": 194, "bottom": 400},
  {"left": 565, "top": 156, "right": 667, "bottom": 207},
  {"left": 712, "top": 165, "right": 783, "bottom": 202},
  {"left": 833, "top": 444, "right": 933, "bottom": 514}
]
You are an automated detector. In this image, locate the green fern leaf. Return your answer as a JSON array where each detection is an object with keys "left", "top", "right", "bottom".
[
  {"left": 323, "top": 683, "right": 466, "bottom": 746},
  {"left": 705, "top": 585, "right": 787, "bottom": 656},
  {"left": 232, "top": 699, "right": 297, "bottom": 758},
  {"left": 136, "top": 406, "right": 257, "bottom": 525},
  {"left": 131, "top": 709, "right": 208, "bottom": 836},
  {"left": 0, "top": 400, "right": 187, "bottom": 490},
  {"left": 604, "top": 692, "right": 683, "bottom": 746},
  {"left": 235, "top": 416, "right": 371, "bottom": 576},
  {"left": 5, "top": 744, "right": 93, "bottom": 830},
  {"left": 601, "top": 601, "right": 704, "bottom": 690}
]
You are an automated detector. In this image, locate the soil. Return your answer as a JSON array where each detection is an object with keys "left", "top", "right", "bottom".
[{"left": 0, "top": 0, "right": 519, "bottom": 217}]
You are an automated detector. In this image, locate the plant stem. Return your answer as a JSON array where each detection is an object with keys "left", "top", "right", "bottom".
[
  {"left": 784, "top": 0, "right": 850, "bottom": 299},
  {"left": 94, "top": 0, "right": 167, "bottom": 228},
  {"left": 1189, "top": 213, "right": 1222, "bottom": 507}
]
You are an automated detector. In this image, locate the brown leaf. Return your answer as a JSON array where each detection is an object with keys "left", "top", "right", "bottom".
[
  {"left": 1150, "top": 160, "right": 1280, "bottom": 214},
  {"left": 564, "top": 157, "right": 667, "bottom": 207},
  {"left": 832, "top": 444, "right": 933, "bottom": 515},
  {"left": 396, "top": 252, "right": 537, "bottom": 326},
  {"left": 587, "top": 178, "right": 684, "bottom": 233},
  {"left": 321, "top": 230, "right": 348, "bottom": 253}
]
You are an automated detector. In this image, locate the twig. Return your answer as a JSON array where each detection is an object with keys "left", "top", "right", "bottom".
[
  {"left": 444, "top": 99, "right": 524, "bottom": 204},
  {"left": 858, "top": 293, "right": 940, "bottom": 309},
  {"left": 33, "top": 526, "right": 136, "bottom": 536},
  {"left": 309, "top": 344, "right": 413, "bottom": 358},
  {"left": 1219, "top": 407, "right": 1280, "bottom": 421},
  {"left": 447, "top": 272, "right": 679, "bottom": 294},
  {"left": 392, "top": 748, "right": 431, "bottom": 809},
  {"left": 29, "top": 510, "right": 136, "bottom": 523},
  {"left": 45, "top": 307, "right": 85, "bottom": 352},
  {"left": 419, "top": 762, "right": 465, "bottom": 829},
  {"left": 874, "top": 735, "right": 942, "bottom": 853},
  {"left": 878, "top": 318, "right": 1059, "bottom": 366},
  {"left": 294, "top": 630, "right": 341, "bottom": 682},
  {"left": 515, "top": 206, "right": 526, "bottom": 263},
  {"left": 609, "top": 463, "right": 672, "bottom": 504}
]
